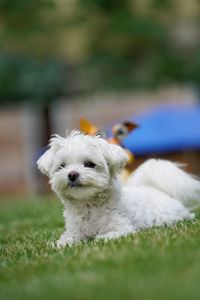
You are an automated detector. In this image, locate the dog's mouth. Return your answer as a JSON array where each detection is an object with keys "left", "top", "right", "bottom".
[{"left": 68, "top": 181, "right": 83, "bottom": 188}]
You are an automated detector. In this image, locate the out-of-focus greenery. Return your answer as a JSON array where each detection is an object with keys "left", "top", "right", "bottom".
[
  {"left": 75, "top": 0, "right": 200, "bottom": 92},
  {"left": 0, "top": 55, "right": 67, "bottom": 103},
  {"left": 0, "top": 0, "right": 68, "bottom": 103},
  {"left": 0, "top": 0, "right": 200, "bottom": 101}
]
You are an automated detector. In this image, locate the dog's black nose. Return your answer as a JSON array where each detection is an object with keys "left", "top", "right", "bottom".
[{"left": 68, "top": 171, "right": 79, "bottom": 182}]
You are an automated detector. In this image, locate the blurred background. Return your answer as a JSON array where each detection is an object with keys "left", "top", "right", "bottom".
[{"left": 0, "top": 0, "right": 200, "bottom": 196}]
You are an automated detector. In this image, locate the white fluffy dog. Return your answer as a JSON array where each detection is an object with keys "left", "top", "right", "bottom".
[{"left": 37, "top": 131, "right": 200, "bottom": 247}]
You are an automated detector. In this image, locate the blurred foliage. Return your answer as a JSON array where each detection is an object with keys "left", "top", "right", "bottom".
[
  {"left": 0, "top": 0, "right": 54, "bottom": 34},
  {"left": 0, "top": 0, "right": 67, "bottom": 103},
  {"left": 0, "top": 55, "right": 67, "bottom": 103},
  {"left": 74, "top": 0, "right": 200, "bottom": 92},
  {"left": 0, "top": 0, "right": 200, "bottom": 101}
]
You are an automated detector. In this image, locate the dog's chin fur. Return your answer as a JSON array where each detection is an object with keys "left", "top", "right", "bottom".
[{"left": 37, "top": 130, "right": 200, "bottom": 248}]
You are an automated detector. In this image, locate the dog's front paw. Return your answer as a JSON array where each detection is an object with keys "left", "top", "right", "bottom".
[
  {"left": 96, "top": 231, "right": 125, "bottom": 241},
  {"left": 56, "top": 237, "right": 74, "bottom": 248}
]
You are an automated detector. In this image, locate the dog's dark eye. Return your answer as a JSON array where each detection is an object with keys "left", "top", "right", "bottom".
[
  {"left": 84, "top": 161, "right": 96, "bottom": 168},
  {"left": 58, "top": 163, "right": 66, "bottom": 170}
]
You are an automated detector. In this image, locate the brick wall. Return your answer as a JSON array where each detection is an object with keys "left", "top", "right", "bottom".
[{"left": 0, "top": 107, "right": 26, "bottom": 195}]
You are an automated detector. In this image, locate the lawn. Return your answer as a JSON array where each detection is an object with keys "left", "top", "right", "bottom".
[{"left": 0, "top": 197, "right": 200, "bottom": 300}]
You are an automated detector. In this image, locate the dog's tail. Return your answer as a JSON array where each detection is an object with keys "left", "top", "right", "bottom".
[{"left": 126, "top": 159, "right": 200, "bottom": 209}]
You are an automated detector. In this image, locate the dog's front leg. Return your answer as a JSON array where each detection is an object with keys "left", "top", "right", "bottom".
[
  {"left": 96, "top": 217, "right": 135, "bottom": 241},
  {"left": 56, "top": 229, "right": 82, "bottom": 248},
  {"left": 96, "top": 228, "right": 136, "bottom": 241}
]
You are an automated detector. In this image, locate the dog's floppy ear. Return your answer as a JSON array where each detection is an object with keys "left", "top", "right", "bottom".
[
  {"left": 37, "top": 135, "right": 64, "bottom": 176},
  {"left": 98, "top": 139, "right": 128, "bottom": 174}
]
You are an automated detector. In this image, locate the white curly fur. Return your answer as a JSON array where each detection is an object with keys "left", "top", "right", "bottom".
[{"left": 37, "top": 131, "right": 200, "bottom": 247}]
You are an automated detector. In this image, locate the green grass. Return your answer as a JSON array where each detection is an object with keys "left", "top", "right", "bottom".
[{"left": 1, "top": 197, "right": 200, "bottom": 300}]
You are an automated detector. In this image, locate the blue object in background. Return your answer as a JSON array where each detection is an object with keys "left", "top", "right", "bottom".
[{"left": 121, "top": 103, "right": 200, "bottom": 156}]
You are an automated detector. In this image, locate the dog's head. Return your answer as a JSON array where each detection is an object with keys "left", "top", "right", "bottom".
[{"left": 37, "top": 131, "right": 128, "bottom": 200}]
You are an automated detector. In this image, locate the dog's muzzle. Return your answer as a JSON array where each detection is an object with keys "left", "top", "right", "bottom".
[{"left": 68, "top": 171, "right": 82, "bottom": 188}]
